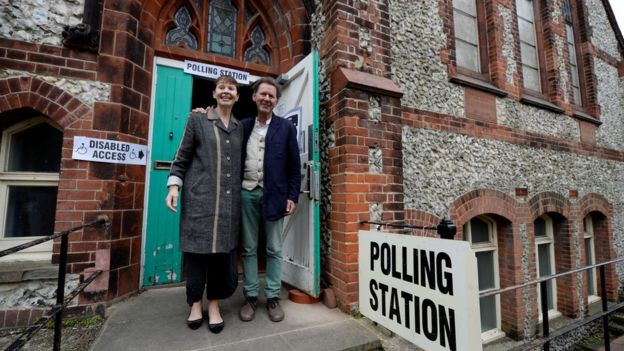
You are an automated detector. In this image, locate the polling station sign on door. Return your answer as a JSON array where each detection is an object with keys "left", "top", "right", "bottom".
[{"left": 359, "top": 230, "right": 482, "bottom": 351}]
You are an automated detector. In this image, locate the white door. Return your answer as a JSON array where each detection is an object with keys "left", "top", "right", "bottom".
[{"left": 274, "top": 51, "right": 320, "bottom": 297}]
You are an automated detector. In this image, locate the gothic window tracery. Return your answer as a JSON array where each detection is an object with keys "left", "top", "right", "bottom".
[
  {"left": 161, "top": 0, "right": 273, "bottom": 67},
  {"left": 165, "top": 6, "right": 199, "bottom": 50}
]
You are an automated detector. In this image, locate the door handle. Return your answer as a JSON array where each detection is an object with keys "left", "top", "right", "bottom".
[{"left": 154, "top": 160, "right": 173, "bottom": 170}]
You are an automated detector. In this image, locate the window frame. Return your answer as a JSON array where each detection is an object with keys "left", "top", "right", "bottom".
[
  {"left": 452, "top": 0, "right": 491, "bottom": 81},
  {"left": 534, "top": 214, "right": 561, "bottom": 319},
  {"left": 0, "top": 117, "right": 61, "bottom": 262},
  {"left": 563, "top": 0, "right": 588, "bottom": 108},
  {"left": 463, "top": 215, "right": 505, "bottom": 343},
  {"left": 516, "top": 0, "right": 549, "bottom": 99},
  {"left": 583, "top": 215, "right": 600, "bottom": 303}
]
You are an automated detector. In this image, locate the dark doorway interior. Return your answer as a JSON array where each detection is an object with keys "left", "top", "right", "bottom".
[{"left": 191, "top": 77, "right": 257, "bottom": 121}]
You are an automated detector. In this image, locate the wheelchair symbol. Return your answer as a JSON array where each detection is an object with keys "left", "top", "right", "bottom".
[{"left": 74, "top": 143, "right": 87, "bottom": 155}]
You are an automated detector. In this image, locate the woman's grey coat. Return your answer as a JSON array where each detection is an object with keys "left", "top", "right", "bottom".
[{"left": 169, "top": 108, "right": 243, "bottom": 254}]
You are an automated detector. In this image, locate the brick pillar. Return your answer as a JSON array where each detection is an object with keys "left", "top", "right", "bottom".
[
  {"left": 326, "top": 67, "right": 402, "bottom": 311},
  {"left": 74, "top": 0, "right": 151, "bottom": 302}
]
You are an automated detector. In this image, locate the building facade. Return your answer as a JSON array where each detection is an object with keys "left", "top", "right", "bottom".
[{"left": 1, "top": 0, "right": 623, "bottom": 344}]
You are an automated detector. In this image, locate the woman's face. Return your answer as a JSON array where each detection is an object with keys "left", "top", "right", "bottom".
[{"left": 213, "top": 81, "right": 239, "bottom": 108}]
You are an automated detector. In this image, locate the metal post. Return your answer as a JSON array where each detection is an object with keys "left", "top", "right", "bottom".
[
  {"left": 540, "top": 280, "right": 550, "bottom": 351},
  {"left": 600, "top": 266, "right": 610, "bottom": 351},
  {"left": 53, "top": 234, "right": 68, "bottom": 351}
]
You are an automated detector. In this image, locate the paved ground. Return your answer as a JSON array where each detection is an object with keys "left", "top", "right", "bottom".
[{"left": 90, "top": 285, "right": 382, "bottom": 351}]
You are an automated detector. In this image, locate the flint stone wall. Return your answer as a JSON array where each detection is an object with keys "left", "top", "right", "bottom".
[
  {"left": 402, "top": 126, "right": 624, "bottom": 257},
  {"left": 586, "top": 0, "right": 622, "bottom": 60},
  {"left": 594, "top": 58, "right": 624, "bottom": 151},
  {"left": 390, "top": 0, "right": 464, "bottom": 117},
  {"left": 0, "top": 0, "right": 84, "bottom": 46},
  {"left": 0, "top": 69, "right": 110, "bottom": 108}
]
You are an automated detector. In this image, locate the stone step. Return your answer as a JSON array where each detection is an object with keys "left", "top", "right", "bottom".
[{"left": 0, "top": 261, "right": 58, "bottom": 284}]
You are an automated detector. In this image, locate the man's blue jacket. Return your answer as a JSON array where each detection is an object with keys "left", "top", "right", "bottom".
[{"left": 241, "top": 114, "right": 301, "bottom": 221}]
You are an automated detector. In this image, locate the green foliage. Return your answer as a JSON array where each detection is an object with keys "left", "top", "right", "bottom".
[{"left": 42, "top": 315, "right": 104, "bottom": 329}]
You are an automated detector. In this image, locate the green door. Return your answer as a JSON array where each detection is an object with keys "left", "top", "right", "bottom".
[{"left": 143, "top": 65, "right": 192, "bottom": 286}]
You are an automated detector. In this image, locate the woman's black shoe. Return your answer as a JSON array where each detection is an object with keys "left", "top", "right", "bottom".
[
  {"left": 208, "top": 320, "right": 224, "bottom": 334},
  {"left": 186, "top": 318, "right": 203, "bottom": 330}
]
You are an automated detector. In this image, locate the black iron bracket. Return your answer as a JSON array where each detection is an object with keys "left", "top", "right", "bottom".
[
  {"left": 360, "top": 217, "right": 457, "bottom": 239},
  {"left": 62, "top": 0, "right": 103, "bottom": 53}
]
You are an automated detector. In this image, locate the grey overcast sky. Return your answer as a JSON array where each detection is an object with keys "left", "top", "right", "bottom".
[{"left": 609, "top": 0, "right": 624, "bottom": 33}]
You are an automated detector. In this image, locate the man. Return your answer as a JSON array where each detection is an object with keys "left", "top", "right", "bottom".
[{"left": 239, "top": 77, "right": 301, "bottom": 322}]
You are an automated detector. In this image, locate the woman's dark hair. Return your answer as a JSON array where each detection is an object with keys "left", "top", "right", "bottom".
[
  {"left": 213, "top": 75, "right": 239, "bottom": 92},
  {"left": 251, "top": 77, "right": 281, "bottom": 99}
]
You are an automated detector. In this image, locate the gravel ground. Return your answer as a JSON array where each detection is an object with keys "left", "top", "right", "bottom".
[{"left": 0, "top": 320, "right": 103, "bottom": 351}]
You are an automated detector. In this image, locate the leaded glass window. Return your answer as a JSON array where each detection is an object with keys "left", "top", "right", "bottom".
[
  {"left": 208, "top": 0, "right": 237, "bottom": 57},
  {"left": 166, "top": 6, "right": 199, "bottom": 50},
  {"left": 244, "top": 26, "right": 271, "bottom": 65},
  {"left": 160, "top": 1, "right": 274, "bottom": 67}
]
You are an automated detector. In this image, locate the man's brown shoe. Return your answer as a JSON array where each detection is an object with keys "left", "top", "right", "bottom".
[
  {"left": 267, "top": 298, "right": 284, "bottom": 322},
  {"left": 239, "top": 297, "right": 257, "bottom": 321}
]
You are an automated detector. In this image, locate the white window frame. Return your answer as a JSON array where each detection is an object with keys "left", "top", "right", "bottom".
[
  {"left": 584, "top": 215, "right": 600, "bottom": 304},
  {"left": 535, "top": 214, "right": 561, "bottom": 320},
  {"left": 464, "top": 215, "right": 505, "bottom": 343},
  {"left": 0, "top": 117, "right": 61, "bottom": 262}
]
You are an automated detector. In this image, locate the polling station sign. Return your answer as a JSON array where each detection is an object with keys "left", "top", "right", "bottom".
[
  {"left": 72, "top": 136, "right": 147, "bottom": 165},
  {"left": 184, "top": 60, "right": 250, "bottom": 84},
  {"left": 359, "top": 230, "right": 482, "bottom": 351}
]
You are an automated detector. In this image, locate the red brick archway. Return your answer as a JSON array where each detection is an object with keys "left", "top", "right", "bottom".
[
  {"left": 449, "top": 189, "right": 518, "bottom": 231},
  {"left": 449, "top": 189, "right": 527, "bottom": 337},
  {"left": 578, "top": 193, "right": 617, "bottom": 302},
  {"left": 0, "top": 76, "right": 92, "bottom": 129}
]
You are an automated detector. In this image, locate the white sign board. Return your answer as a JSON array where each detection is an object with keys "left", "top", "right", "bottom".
[
  {"left": 359, "top": 230, "right": 482, "bottom": 351},
  {"left": 184, "top": 60, "right": 250, "bottom": 84},
  {"left": 72, "top": 136, "right": 147, "bottom": 165}
]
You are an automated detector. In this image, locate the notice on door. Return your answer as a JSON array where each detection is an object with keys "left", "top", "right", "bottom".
[
  {"left": 184, "top": 60, "right": 250, "bottom": 84},
  {"left": 72, "top": 136, "right": 147, "bottom": 165},
  {"left": 359, "top": 230, "right": 482, "bottom": 351}
]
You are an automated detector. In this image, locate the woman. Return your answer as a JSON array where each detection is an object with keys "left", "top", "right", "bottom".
[{"left": 165, "top": 75, "right": 243, "bottom": 334}]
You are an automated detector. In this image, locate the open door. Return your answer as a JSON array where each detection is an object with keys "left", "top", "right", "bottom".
[
  {"left": 143, "top": 64, "right": 192, "bottom": 286},
  {"left": 274, "top": 51, "right": 321, "bottom": 297}
]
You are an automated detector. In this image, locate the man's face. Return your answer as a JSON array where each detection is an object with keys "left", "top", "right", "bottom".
[{"left": 252, "top": 83, "right": 278, "bottom": 116}]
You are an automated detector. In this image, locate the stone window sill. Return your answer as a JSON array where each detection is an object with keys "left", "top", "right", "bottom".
[
  {"left": 520, "top": 95, "right": 564, "bottom": 114},
  {"left": 450, "top": 74, "right": 508, "bottom": 97},
  {"left": 572, "top": 110, "right": 602, "bottom": 125}
]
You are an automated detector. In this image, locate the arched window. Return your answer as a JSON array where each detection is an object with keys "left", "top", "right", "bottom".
[
  {"left": 0, "top": 117, "right": 62, "bottom": 260},
  {"left": 534, "top": 214, "right": 559, "bottom": 318},
  {"left": 161, "top": 0, "right": 273, "bottom": 66},
  {"left": 463, "top": 215, "right": 504, "bottom": 342}
]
